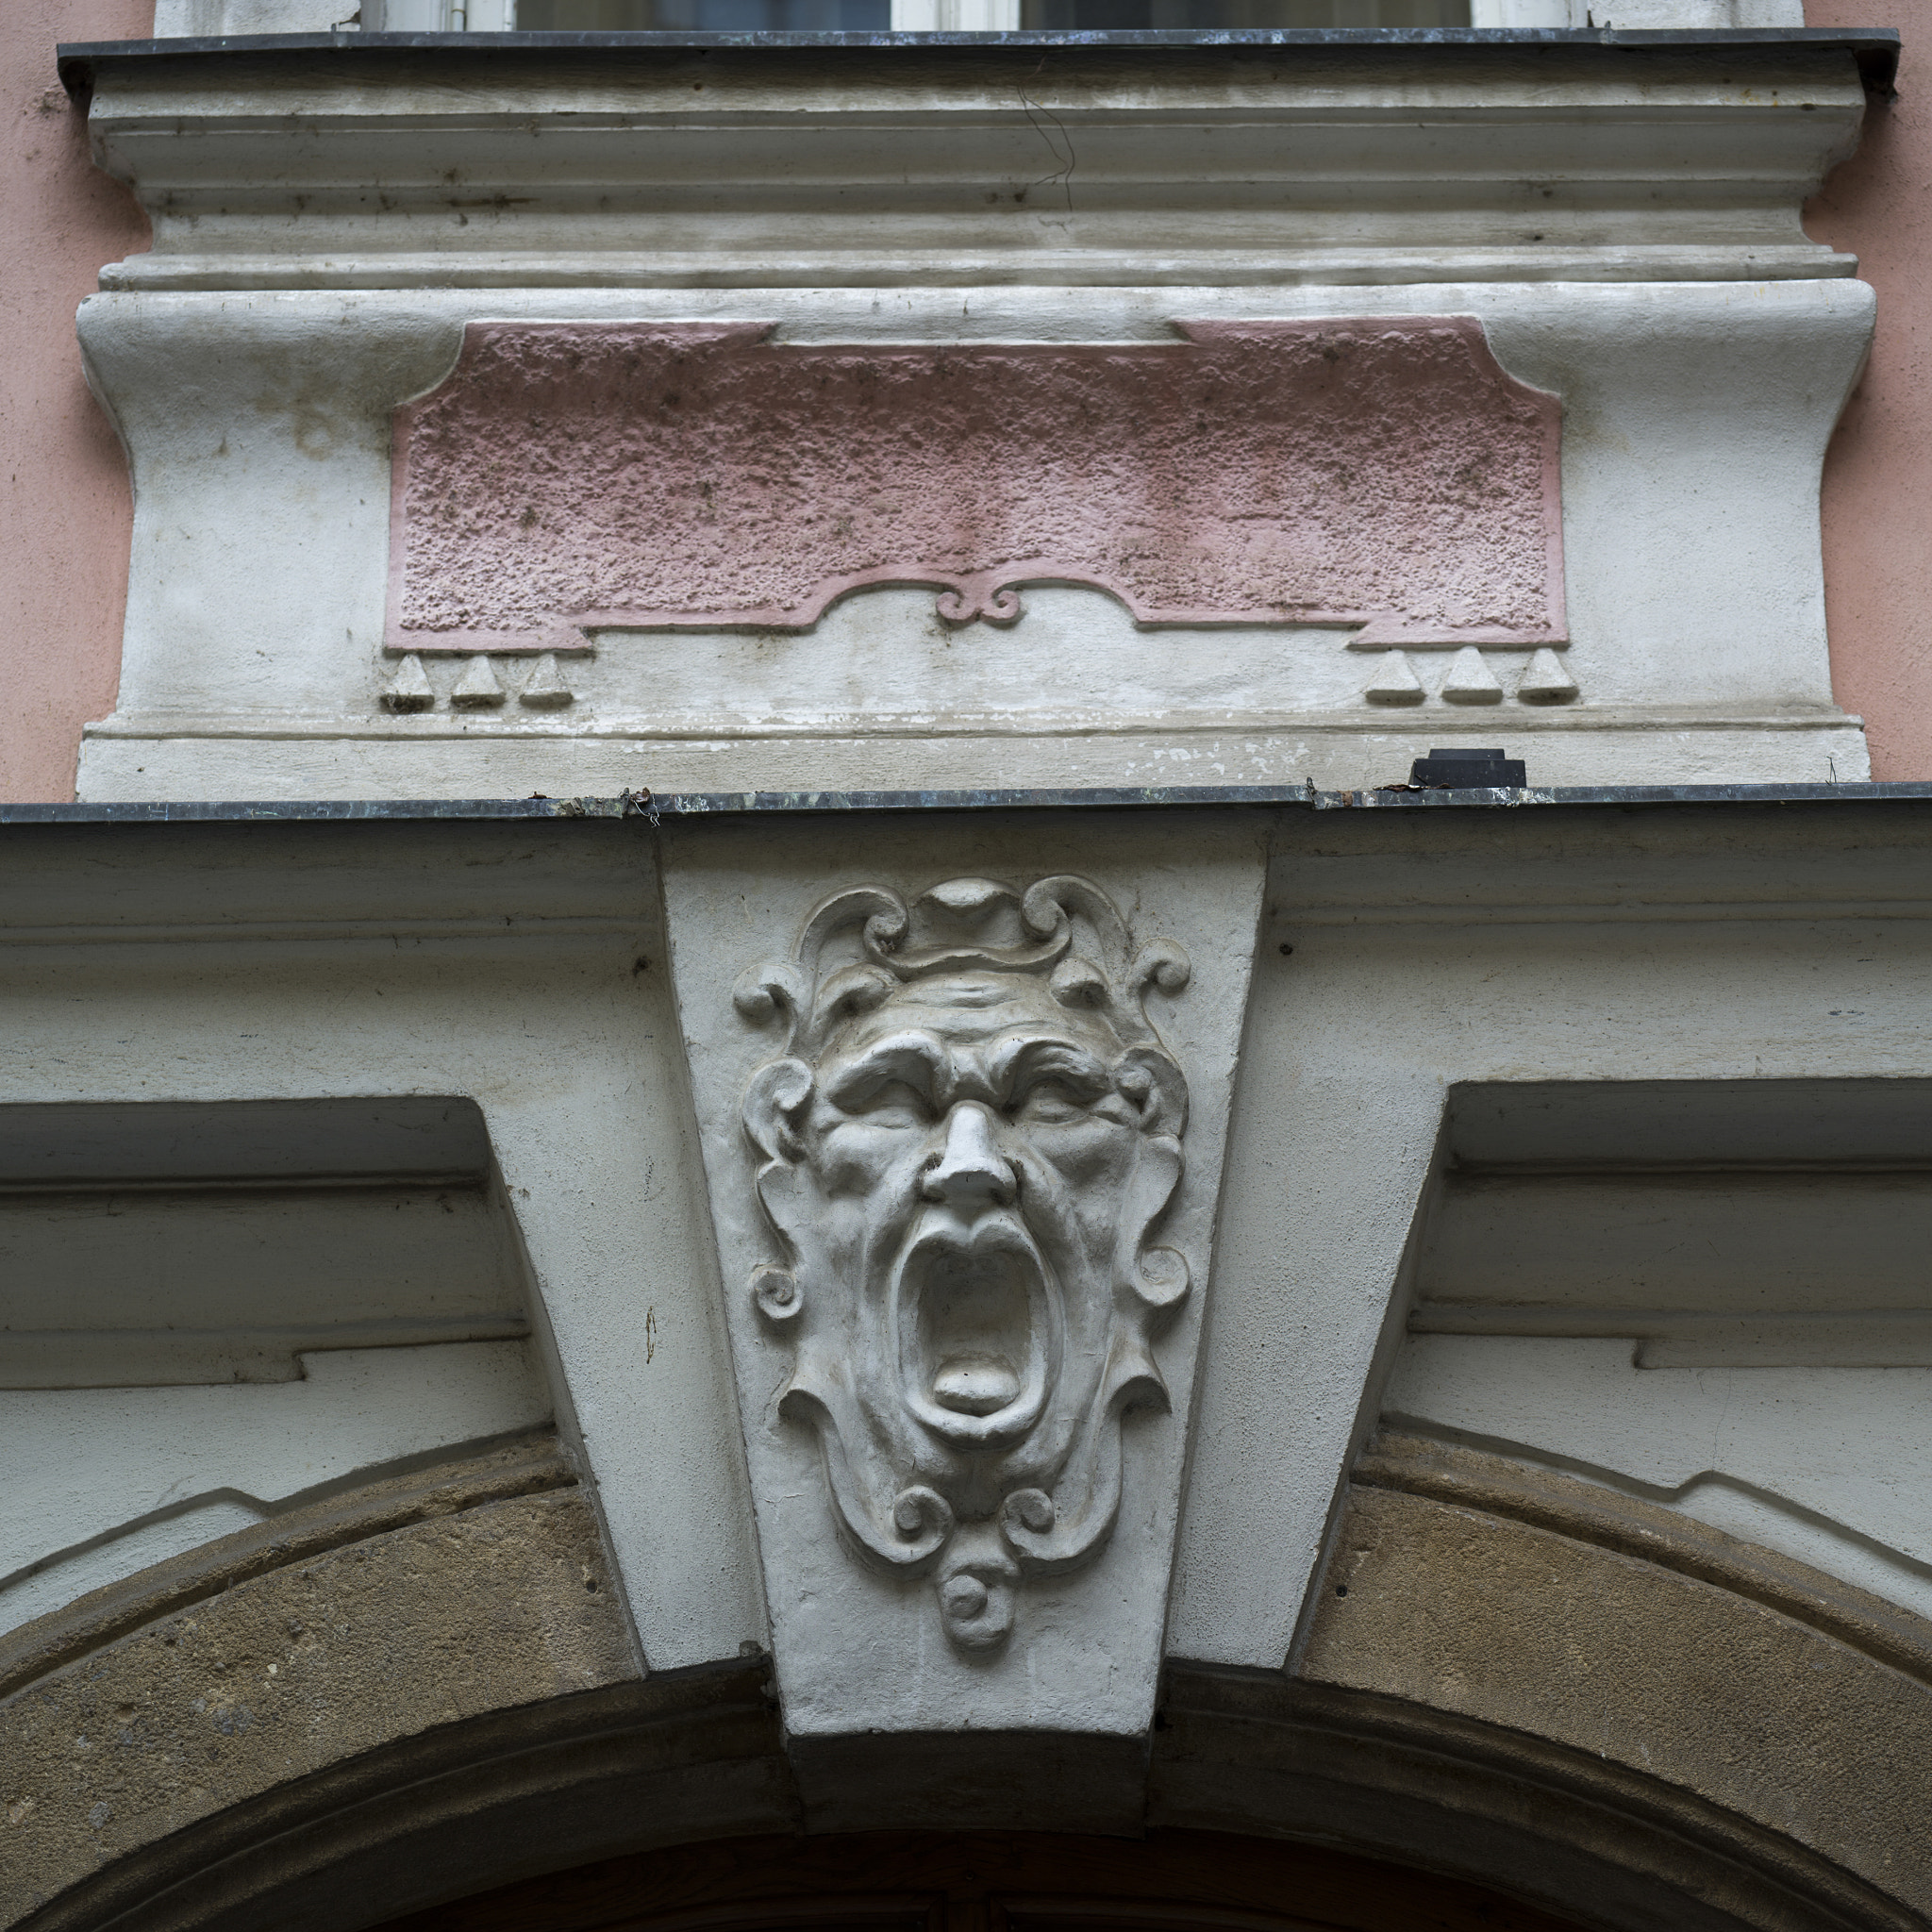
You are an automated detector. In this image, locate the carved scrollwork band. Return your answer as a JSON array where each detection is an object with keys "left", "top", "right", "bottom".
[{"left": 735, "top": 875, "right": 1192, "bottom": 1654}]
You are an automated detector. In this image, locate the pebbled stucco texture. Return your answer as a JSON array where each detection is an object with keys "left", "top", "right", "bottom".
[
  {"left": 0, "top": 1, "right": 148, "bottom": 802},
  {"left": 391, "top": 319, "right": 1563, "bottom": 651}
]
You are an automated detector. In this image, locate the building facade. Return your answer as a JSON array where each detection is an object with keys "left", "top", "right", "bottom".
[{"left": 4, "top": 5, "right": 1932, "bottom": 1929}]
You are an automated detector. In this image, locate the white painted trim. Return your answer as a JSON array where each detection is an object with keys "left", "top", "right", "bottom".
[
  {"left": 1469, "top": 0, "right": 1576, "bottom": 25},
  {"left": 363, "top": 0, "right": 461, "bottom": 25},
  {"left": 891, "top": 0, "right": 1024, "bottom": 28}
]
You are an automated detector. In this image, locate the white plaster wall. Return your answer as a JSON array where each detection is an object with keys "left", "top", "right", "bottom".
[
  {"left": 1166, "top": 829, "right": 1932, "bottom": 1670},
  {"left": 4, "top": 808, "right": 1929, "bottom": 1705},
  {"left": 1568, "top": 0, "right": 1807, "bottom": 22},
  {"left": 68, "top": 38, "right": 1872, "bottom": 795},
  {"left": 0, "top": 824, "right": 767, "bottom": 1675},
  {"left": 2, "top": 1182, "right": 528, "bottom": 1385},
  {"left": 153, "top": 1, "right": 355, "bottom": 28},
  {"left": 1385, "top": 1336, "right": 1932, "bottom": 1625},
  {"left": 1471, "top": 0, "right": 1807, "bottom": 19},
  {"left": 0, "top": 1341, "right": 549, "bottom": 1638},
  {"left": 75, "top": 279, "right": 1874, "bottom": 800},
  {"left": 579, "top": 595, "right": 1368, "bottom": 737}
]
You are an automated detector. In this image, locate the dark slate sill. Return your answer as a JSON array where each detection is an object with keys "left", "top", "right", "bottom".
[
  {"left": 7, "top": 782, "right": 1932, "bottom": 824},
  {"left": 57, "top": 26, "right": 1902, "bottom": 97}
]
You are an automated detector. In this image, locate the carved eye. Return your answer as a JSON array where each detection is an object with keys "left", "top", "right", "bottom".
[
  {"left": 847, "top": 1079, "right": 932, "bottom": 1127},
  {"left": 1010, "top": 1079, "right": 1089, "bottom": 1126}
]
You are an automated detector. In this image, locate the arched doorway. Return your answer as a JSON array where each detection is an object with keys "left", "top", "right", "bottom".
[{"left": 366, "top": 1830, "right": 1589, "bottom": 1932}]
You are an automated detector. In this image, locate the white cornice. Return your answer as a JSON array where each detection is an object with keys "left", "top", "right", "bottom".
[{"left": 80, "top": 42, "right": 1866, "bottom": 290}]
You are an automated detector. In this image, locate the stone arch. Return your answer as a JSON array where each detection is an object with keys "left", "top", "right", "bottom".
[
  {"left": 366, "top": 1827, "right": 1595, "bottom": 1932},
  {"left": 6, "top": 1432, "right": 1927, "bottom": 1932}
]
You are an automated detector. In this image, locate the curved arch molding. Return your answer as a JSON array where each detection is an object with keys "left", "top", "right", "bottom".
[{"left": 3, "top": 1435, "right": 1925, "bottom": 1932}]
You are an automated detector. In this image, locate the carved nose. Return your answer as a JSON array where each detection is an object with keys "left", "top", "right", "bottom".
[{"left": 922, "top": 1102, "right": 1016, "bottom": 1208}]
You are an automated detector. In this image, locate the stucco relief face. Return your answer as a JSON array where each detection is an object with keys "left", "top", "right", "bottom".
[{"left": 736, "top": 877, "right": 1191, "bottom": 1654}]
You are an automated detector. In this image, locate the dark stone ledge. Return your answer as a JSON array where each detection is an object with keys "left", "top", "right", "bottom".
[
  {"left": 8, "top": 780, "right": 1932, "bottom": 826},
  {"left": 56, "top": 26, "right": 1902, "bottom": 99}
]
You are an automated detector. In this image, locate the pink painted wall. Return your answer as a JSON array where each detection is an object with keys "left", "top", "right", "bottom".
[
  {"left": 0, "top": 3, "right": 148, "bottom": 802},
  {"left": 1807, "top": 0, "right": 1932, "bottom": 779}
]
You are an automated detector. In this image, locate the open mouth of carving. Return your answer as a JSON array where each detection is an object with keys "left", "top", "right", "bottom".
[{"left": 899, "top": 1222, "right": 1051, "bottom": 1445}]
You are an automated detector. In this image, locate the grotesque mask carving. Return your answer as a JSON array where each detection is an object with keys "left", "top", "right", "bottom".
[{"left": 735, "top": 875, "right": 1191, "bottom": 1655}]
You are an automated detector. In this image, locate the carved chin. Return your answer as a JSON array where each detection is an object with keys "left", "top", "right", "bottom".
[{"left": 896, "top": 1222, "right": 1055, "bottom": 1448}]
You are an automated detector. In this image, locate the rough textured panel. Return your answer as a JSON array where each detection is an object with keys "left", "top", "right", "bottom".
[
  {"left": 1300, "top": 1483, "right": 1932, "bottom": 1918},
  {"left": 389, "top": 321, "right": 1564, "bottom": 652},
  {"left": 0, "top": 1487, "right": 635, "bottom": 1924},
  {"left": 0, "top": 1435, "right": 576, "bottom": 1706},
  {"left": 1354, "top": 1428, "right": 1932, "bottom": 1689}
]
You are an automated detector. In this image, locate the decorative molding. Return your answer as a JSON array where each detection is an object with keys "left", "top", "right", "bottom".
[
  {"left": 1520, "top": 647, "right": 1581, "bottom": 703},
  {"left": 1362, "top": 651, "right": 1427, "bottom": 706},
  {"left": 1406, "top": 1304, "right": 1932, "bottom": 1366},
  {"left": 1362, "top": 645, "right": 1584, "bottom": 707},
  {"left": 383, "top": 651, "right": 581, "bottom": 714},
  {"left": 381, "top": 652, "right": 436, "bottom": 712},
  {"left": 449, "top": 657, "right": 507, "bottom": 710},
  {"left": 1441, "top": 645, "right": 1507, "bottom": 705},
  {"left": 388, "top": 321, "right": 1565, "bottom": 658},
  {"left": 77, "top": 44, "right": 1867, "bottom": 293},
  {"left": 733, "top": 875, "right": 1192, "bottom": 1654},
  {"left": 79, "top": 707, "right": 1855, "bottom": 749}
]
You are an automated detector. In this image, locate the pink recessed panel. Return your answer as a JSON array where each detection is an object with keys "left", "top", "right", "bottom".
[{"left": 387, "top": 320, "right": 1565, "bottom": 652}]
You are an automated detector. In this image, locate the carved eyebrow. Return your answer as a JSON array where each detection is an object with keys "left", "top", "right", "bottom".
[
  {"left": 993, "top": 1038, "right": 1112, "bottom": 1104},
  {"left": 824, "top": 1035, "right": 947, "bottom": 1111}
]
